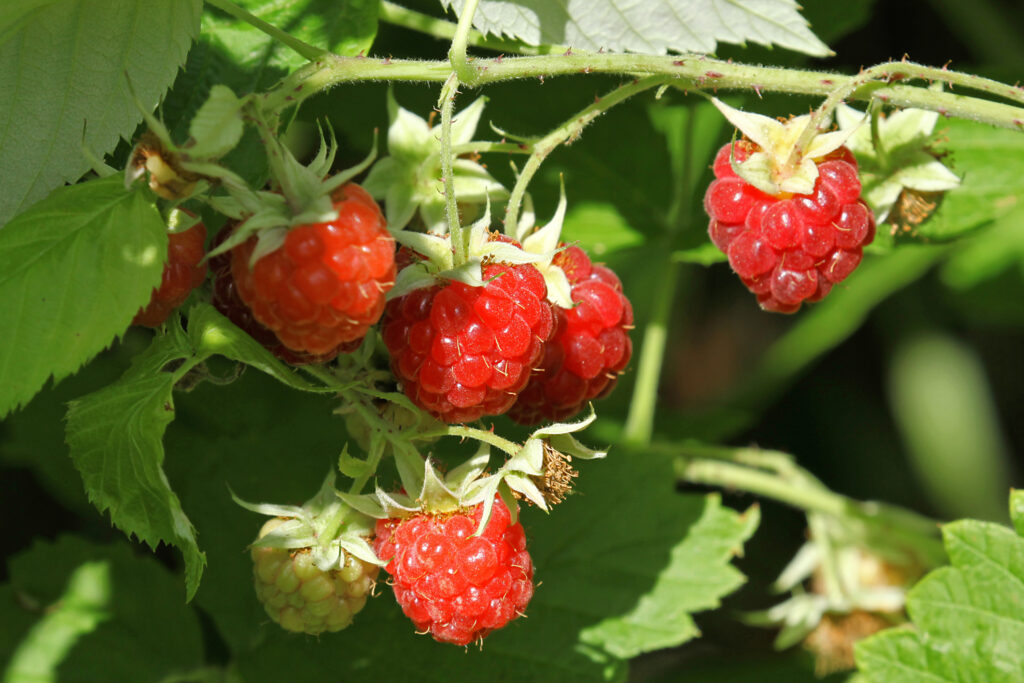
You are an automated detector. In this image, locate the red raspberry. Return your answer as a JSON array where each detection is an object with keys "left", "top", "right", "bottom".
[
  {"left": 704, "top": 142, "right": 875, "bottom": 313},
  {"left": 509, "top": 246, "right": 633, "bottom": 424},
  {"left": 210, "top": 227, "right": 343, "bottom": 365},
  {"left": 373, "top": 495, "right": 534, "bottom": 645},
  {"left": 381, "top": 248, "right": 554, "bottom": 424},
  {"left": 133, "top": 221, "right": 208, "bottom": 327},
  {"left": 231, "top": 183, "right": 396, "bottom": 355}
]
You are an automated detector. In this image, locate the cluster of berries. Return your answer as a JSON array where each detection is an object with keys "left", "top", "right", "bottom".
[
  {"left": 382, "top": 241, "right": 633, "bottom": 425},
  {"left": 135, "top": 185, "right": 633, "bottom": 427},
  {"left": 249, "top": 489, "right": 533, "bottom": 646},
  {"left": 132, "top": 109, "right": 876, "bottom": 648}
]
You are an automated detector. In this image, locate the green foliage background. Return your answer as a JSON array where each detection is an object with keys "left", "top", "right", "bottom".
[{"left": 3, "top": 0, "right": 1024, "bottom": 681}]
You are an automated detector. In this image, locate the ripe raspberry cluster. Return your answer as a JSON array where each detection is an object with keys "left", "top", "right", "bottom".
[
  {"left": 132, "top": 221, "right": 208, "bottom": 327},
  {"left": 704, "top": 141, "right": 875, "bottom": 312},
  {"left": 373, "top": 496, "right": 534, "bottom": 645},
  {"left": 383, "top": 238, "right": 634, "bottom": 425},
  {"left": 230, "top": 183, "right": 396, "bottom": 356}
]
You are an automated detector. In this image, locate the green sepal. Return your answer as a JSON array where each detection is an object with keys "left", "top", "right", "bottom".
[
  {"left": 338, "top": 443, "right": 372, "bottom": 479},
  {"left": 418, "top": 460, "right": 462, "bottom": 513},
  {"left": 234, "top": 470, "right": 380, "bottom": 570}
]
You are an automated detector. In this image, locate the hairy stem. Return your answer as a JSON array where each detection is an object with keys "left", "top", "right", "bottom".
[
  {"left": 419, "top": 425, "right": 521, "bottom": 456},
  {"left": 262, "top": 54, "right": 1024, "bottom": 132},
  {"left": 675, "top": 454, "right": 945, "bottom": 561},
  {"left": 451, "top": 141, "right": 532, "bottom": 155},
  {"left": 447, "top": 0, "right": 483, "bottom": 84},
  {"left": 437, "top": 73, "right": 466, "bottom": 261},
  {"left": 504, "top": 75, "right": 670, "bottom": 238}
]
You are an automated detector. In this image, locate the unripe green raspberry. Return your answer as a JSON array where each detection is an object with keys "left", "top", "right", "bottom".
[{"left": 252, "top": 518, "right": 379, "bottom": 635}]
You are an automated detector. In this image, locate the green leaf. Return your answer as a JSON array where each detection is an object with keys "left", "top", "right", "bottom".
[
  {"left": 576, "top": 495, "right": 759, "bottom": 657},
  {"left": 672, "top": 242, "right": 728, "bottom": 266},
  {"left": 914, "top": 119, "right": 1024, "bottom": 240},
  {"left": 561, "top": 202, "right": 645, "bottom": 257},
  {"left": 162, "top": 373, "right": 755, "bottom": 678},
  {"left": 0, "top": 175, "right": 167, "bottom": 417},
  {"left": 187, "top": 84, "right": 246, "bottom": 158},
  {"left": 202, "top": 0, "right": 379, "bottom": 93},
  {"left": 0, "top": 333, "right": 146, "bottom": 515},
  {"left": 65, "top": 326, "right": 208, "bottom": 600},
  {"left": 441, "top": 0, "right": 830, "bottom": 56},
  {"left": 855, "top": 500, "right": 1024, "bottom": 682},
  {"left": 0, "top": 0, "right": 202, "bottom": 226},
  {"left": 701, "top": 245, "right": 950, "bottom": 439},
  {"left": 186, "top": 302, "right": 336, "bottom": 394},
  {"left": 0, "top": 536, "right": 203, "bottom": 682}
]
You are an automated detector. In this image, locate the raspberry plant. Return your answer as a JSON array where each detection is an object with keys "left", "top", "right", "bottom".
[{"left": 3, "top": 1, "right": 1024, "bottom": 681}]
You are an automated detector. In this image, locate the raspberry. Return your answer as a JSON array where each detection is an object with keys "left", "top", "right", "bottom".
[
  {"left": 210, "top": 227, "right": 343, "bottom": 365},
  {"left": 510, "top": 246, "right": 633, "bottom": 424},
  {"left": 252, "top": 518, "right": 379, "bottom": 635},
  {"left": 231, "top": 183, "right": 396, "bottom": 355},
  {"left": 373, "top": 495, "right": 534, "bottom": 645},
  {"left": 381, "top": 248, "right": 554, "bottom": 424},
  {"left": 704, "top": 142, "right": 875, "bottom": 313},
  {"left": 132, "top": 220, "right": 207, "bottom": 327}
]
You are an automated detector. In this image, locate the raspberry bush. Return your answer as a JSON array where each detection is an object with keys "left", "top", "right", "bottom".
[{"left": 3, "top": 1, "right": 1024, "bottom": 682}]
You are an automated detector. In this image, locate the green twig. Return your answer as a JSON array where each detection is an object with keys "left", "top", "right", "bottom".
[
  {"left": 205, "top": 0, "right": 323, "bottom": 62},
  {"left": 437, "top": 73, "right": 466, "bottom": 261},
  {"left": 675, "top": 455, "right": 944, "bottom": 560},
  {"left": 504, "top": 75, "right": 671, "bottom": 238},
  {"left": 451, "top": 141, "right": 532, "bottom": 155},
  {"left": 447, "top": 0, "right": 482, "bottom": 85},
  {"left": 261, "top": 54, "right": 1024, "bottom": 132},
  {"left": 419, "top": 425, "right": 521, "bottom": 456},
  {"left": 621, "top": 260, "right": 677, "bottom": 446}
]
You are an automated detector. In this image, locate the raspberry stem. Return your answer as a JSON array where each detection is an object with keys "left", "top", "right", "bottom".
[
  {"left": 672, "top": 446, "right": 946, "bottom": 566},
  {"left": 420, "top": 425, "right": 521, "bottom": 456},
  {"left": 438, "top": 73, "right": 467, "bottom": 263},
  {"left": 264, "top": 54, "right": 1024, "bottom": 133},
  {"left": 504, "top": 75, "right": 669, "bottom": 239},
  {"left": 447, "top": 0, "right": 483, "bottom": 86}
]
